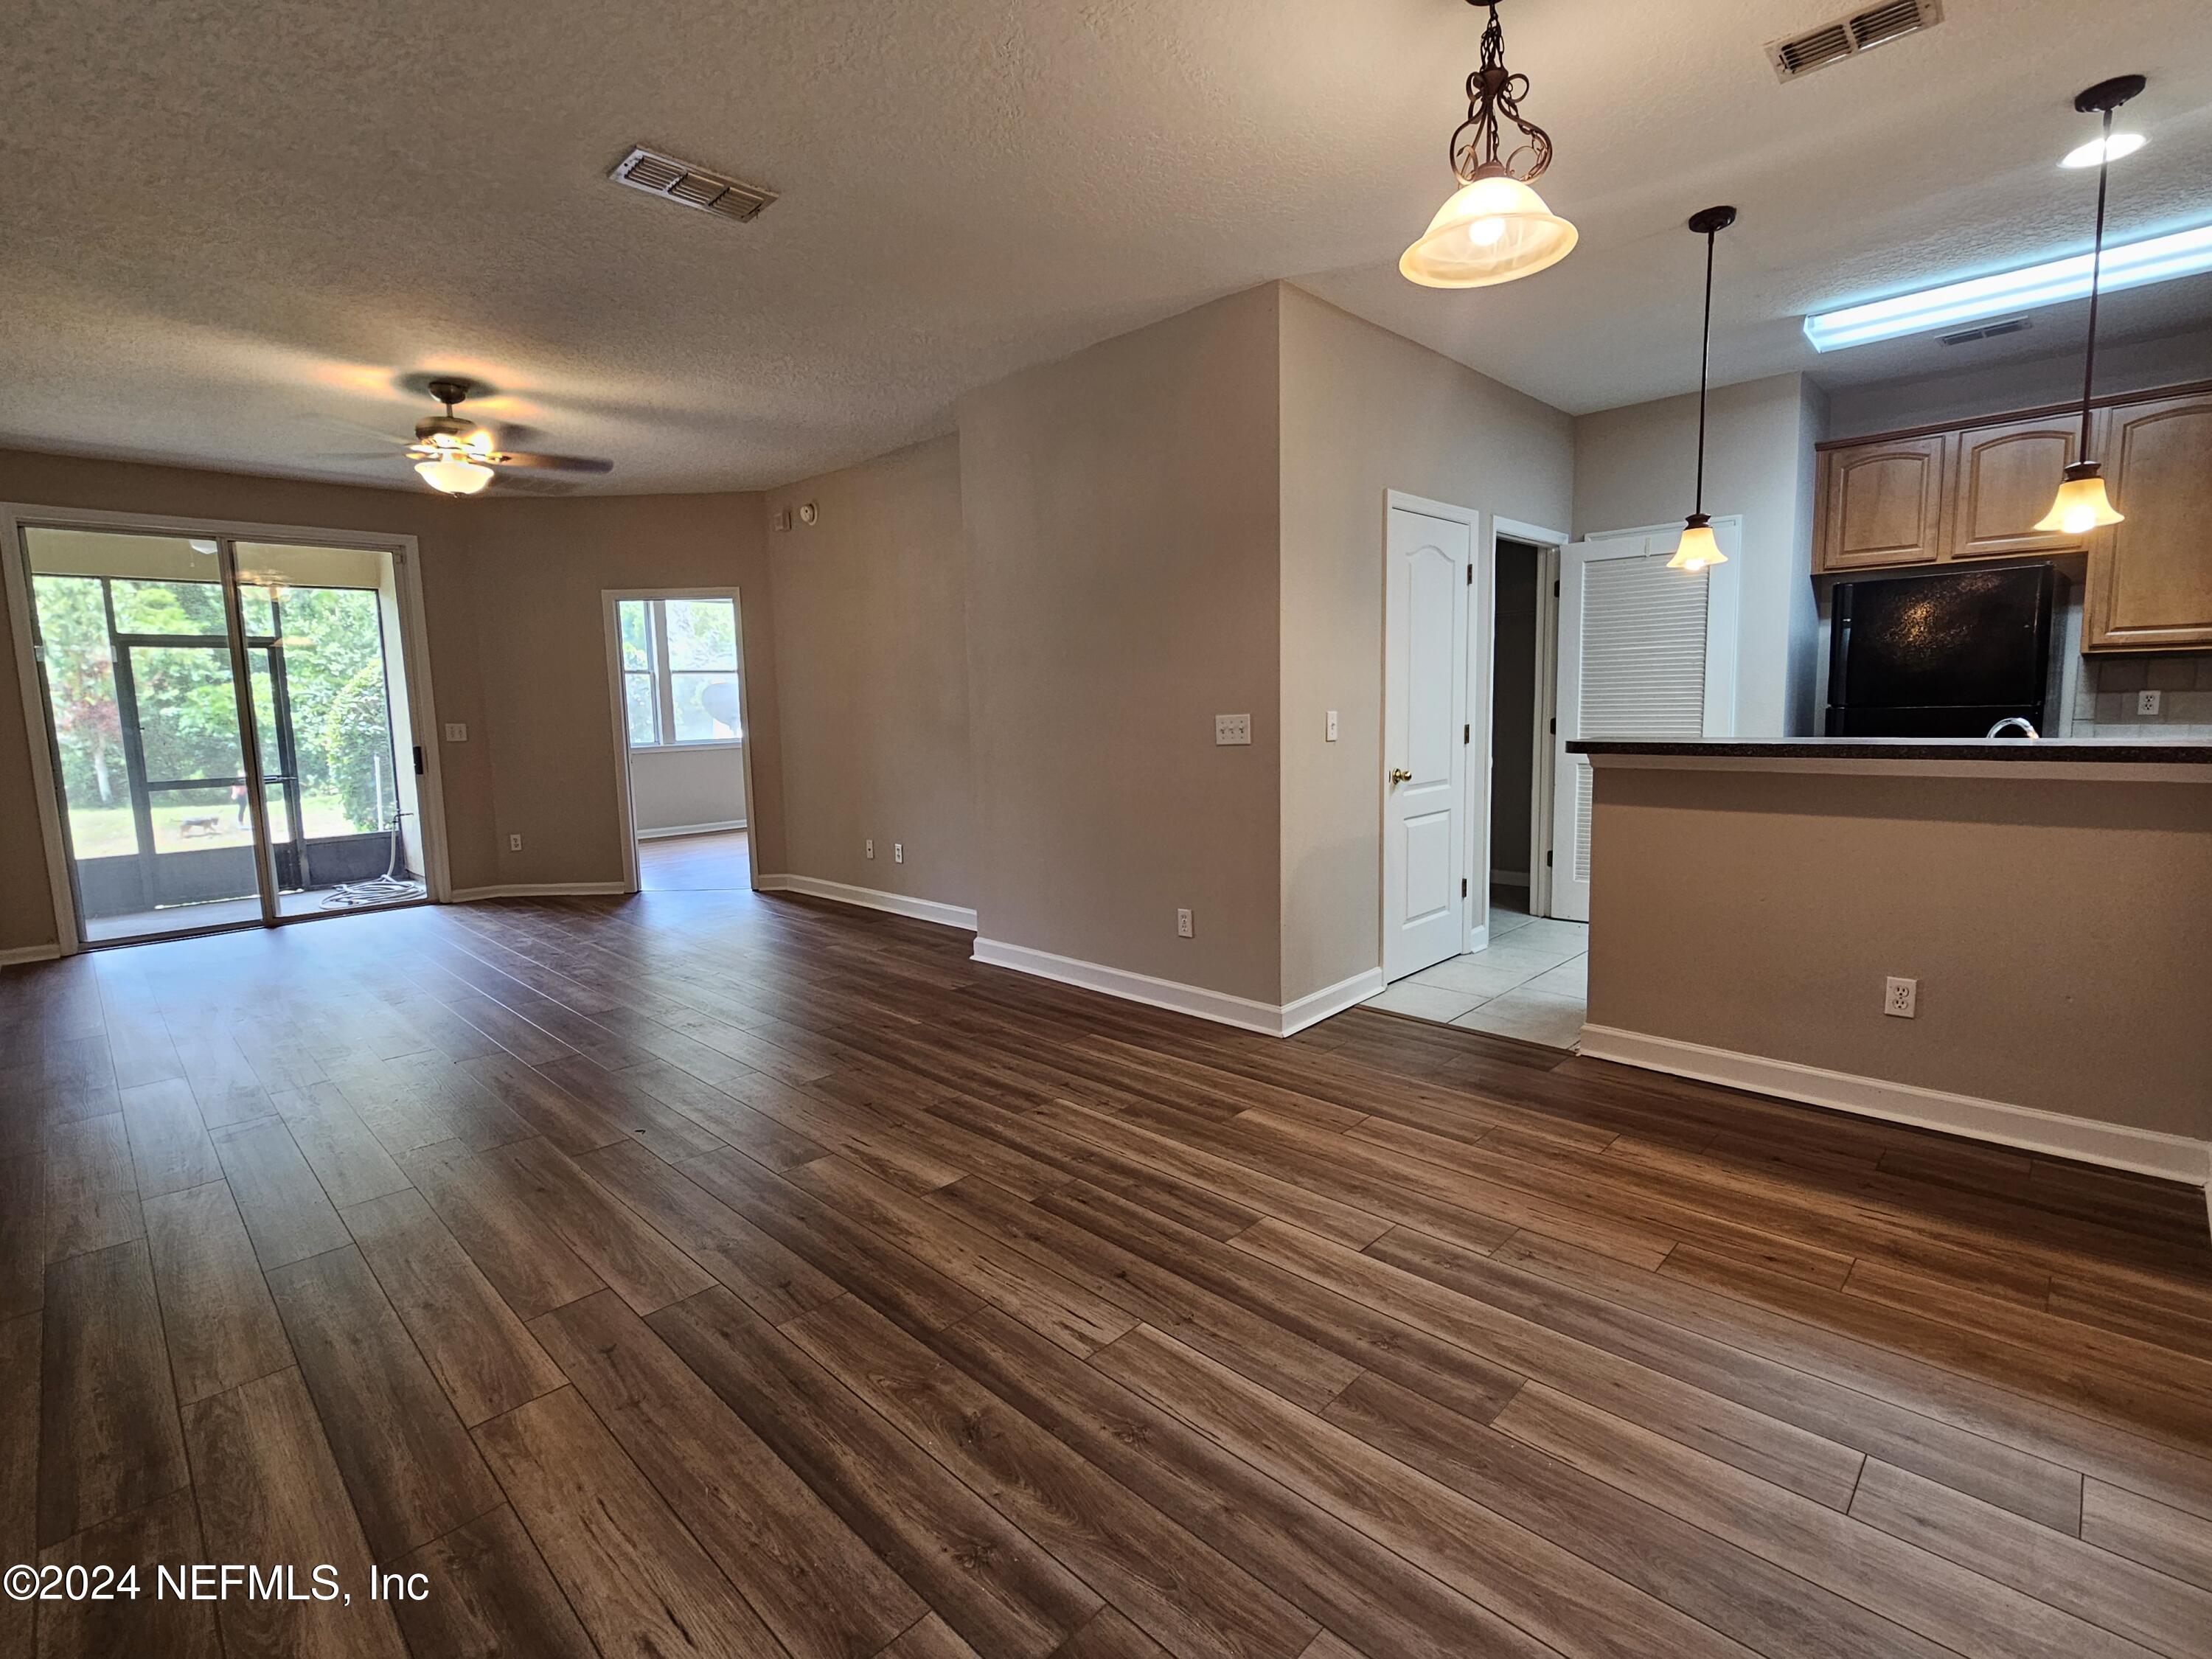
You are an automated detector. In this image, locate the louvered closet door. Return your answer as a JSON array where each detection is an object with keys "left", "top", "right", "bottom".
[{"left": 1549, "top": 524, "right": 1738, "bottom": 922}]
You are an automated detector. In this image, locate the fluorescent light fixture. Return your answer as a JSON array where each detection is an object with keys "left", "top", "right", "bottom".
[
  {"left": 2062, "top": 132, "right": 2144, "bottom": 168},
  {"left": 1804, "top": 220, "right": 2212, "bottom": 351}
]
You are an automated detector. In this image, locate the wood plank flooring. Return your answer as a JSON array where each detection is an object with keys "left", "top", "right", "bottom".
[{"left": 4, "top": 883, "right": 2212, "bottom": 1659}]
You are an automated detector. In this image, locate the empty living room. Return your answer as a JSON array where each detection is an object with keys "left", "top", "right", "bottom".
[{"left": 4, "top": 2, "right": 2212, "bottom": 1657}]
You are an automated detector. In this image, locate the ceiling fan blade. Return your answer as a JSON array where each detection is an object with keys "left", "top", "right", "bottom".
[
  {"left": 493, "top": 450, "right": 615, "bottom": 473},
  {"left": 485, "top": 471, "right": 581, "bottom": 495},
  {"left": 312, "top": 451, "right": 413, "bottom": 463}
]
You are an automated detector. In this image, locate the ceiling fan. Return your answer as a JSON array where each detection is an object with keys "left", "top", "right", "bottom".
[{"left": 399, "top": 378, "right": 613, "bottom": 495}]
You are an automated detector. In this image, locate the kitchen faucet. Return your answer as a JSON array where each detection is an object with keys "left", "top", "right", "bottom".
[{"left": 1985, "top": 717, "right": 2039, "bottom": 740}]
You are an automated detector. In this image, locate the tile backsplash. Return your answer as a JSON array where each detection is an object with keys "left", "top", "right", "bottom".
[{"left": 2073, "top": 654, "right": 2212, "bottom": 738}]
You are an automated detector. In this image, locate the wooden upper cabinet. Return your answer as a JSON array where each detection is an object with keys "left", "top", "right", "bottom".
[
  {"left": 2085, "top": 392, "right": 2212, "bottom": 652},
  {"left": 1819, "top": 436, "right": 1947, "bottom": 569},
  {"left": 1949, "top": 415, "right": 2085, "bottom": 561}
]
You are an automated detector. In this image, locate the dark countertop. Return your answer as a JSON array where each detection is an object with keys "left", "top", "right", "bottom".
[{"left": 1568, "top": 738, "right": 2212, "bottom": 764}]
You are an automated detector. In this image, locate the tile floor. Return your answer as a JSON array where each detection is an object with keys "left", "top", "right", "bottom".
[{"left": 1362, "top": 886, "right": 1588, "bottom": 1048}]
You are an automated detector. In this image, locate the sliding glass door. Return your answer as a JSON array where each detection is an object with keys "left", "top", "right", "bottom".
[{"left": 18, "top": 524, "right": 427, "bottom": 946}]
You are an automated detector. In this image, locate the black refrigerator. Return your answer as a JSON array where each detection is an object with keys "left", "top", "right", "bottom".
[{"left": 1825, "top": 564, "right": 2059, "bottom": 737}]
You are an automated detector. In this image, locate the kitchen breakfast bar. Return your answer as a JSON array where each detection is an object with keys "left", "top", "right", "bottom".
[{"left": 1568, "top": 739, "right": 2212, "bottom": 1206}]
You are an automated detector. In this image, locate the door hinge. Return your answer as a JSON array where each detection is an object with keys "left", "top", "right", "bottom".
[
  {"left": 1553, "top": 579, "right": 1560, "bottom": 597},
  {"left": 1546, "top": 851, "right": 1554, "bottom": 868},
  {"left": 1463, "top": 723, "right": 1470, "bottom": 743},
  {"left": 1461, "top": 877, "right": 1468, "bottom": 897},
  {"left": 1466, "top": 566, "right": 1473, "bottom": 585},
  {"left": 1549, "top": 717, "right": 1557, "bottom": 735},
  {"left": 412, "top": 745, "right": 425, "bottom": 776}
]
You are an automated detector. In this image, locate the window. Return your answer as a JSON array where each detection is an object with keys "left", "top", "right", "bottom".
[{"left": 619, "top": 597, "right": 742, "bottom": 747}]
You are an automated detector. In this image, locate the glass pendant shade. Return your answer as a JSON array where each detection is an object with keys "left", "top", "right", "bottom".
[
  {"left": 1666, "top": 517, "right": 1725, "bottom": 572},
  {"left": 1401, "top": 173, "right": 1579, "bottom": 288},
  {"left": 415, "top": 455, "right": 495, "bottom": 495},
  {"left": 2034, "top": 463, "right": 2124, "bottom": 534}
]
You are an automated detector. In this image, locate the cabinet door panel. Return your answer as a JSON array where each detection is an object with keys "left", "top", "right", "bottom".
[
  {"left": 1950, "top": 417, "right": 2085, "bottom": 560},
  {"left": 2086, "top": 394, "right": 2212, "bottom": 651},
  {"left": 1820, "top": 437, "right": 1947, "bottom": 569}
]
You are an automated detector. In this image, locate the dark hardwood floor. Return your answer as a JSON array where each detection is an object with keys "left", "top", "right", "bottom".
[{"left": 4, "top": 885, "right": 2211, "bottom": 1659}]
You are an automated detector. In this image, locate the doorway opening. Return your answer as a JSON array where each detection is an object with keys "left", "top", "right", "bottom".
[
  {"left": 7, "top": 516, "right": 445, "bottom": 948},
  {"left": 1367, "top": 516, "right": 1589, "bottom": 1048},
  {"left": 603, "top": 588, "right": 757, "bottom": 894}
]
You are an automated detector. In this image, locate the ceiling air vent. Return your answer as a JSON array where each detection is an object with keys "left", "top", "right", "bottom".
[
  {"left": 1768, "top": 0, "right": 1942, "bottom": 81},
  {"left": 610, "top": 146, "right": 778, "bottom": 223},
  {"left": 1938, "top": 317, "right": 2032, "bottom": 347}
]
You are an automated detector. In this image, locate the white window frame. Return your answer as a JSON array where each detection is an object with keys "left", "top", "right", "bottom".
[{"left": 619, "top": 595, "right": 743, "bottom": 750}]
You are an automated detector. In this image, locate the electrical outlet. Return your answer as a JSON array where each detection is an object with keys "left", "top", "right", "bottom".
[
  {"left": 508, "top": 833, "right": 524, "bottom": 852},
  {"left": 1176, "top": 908, "right": 1193, "bottom": 939},
  {"left": 1214, "top": 713, "right": 1251, "bottom": 746},
  {"left": 2138, "top": 689, "right": 2163, "bottom": 716},
  {"left": 1884, "top": 975, "right": 1917, "bottom": 1019},
  {"left": 1326, "top": 709, "right": 1339, "bottom": 742},
  {"left": 443, "top": 723, "right": 467, "bottom": 742},
  {"left": 894, "top": 843, "right": 904, "bottom": 864},
  {"left": 866, "top": 839, "right": 874, "bottom": 859}
]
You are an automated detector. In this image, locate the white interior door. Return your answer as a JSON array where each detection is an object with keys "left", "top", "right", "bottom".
[
  {"left": 1550, "top": 520, "right": 1739, "bottom": 922},
  {"left": 1383, "top": 499, "right": 1472, "bottom": 981}
]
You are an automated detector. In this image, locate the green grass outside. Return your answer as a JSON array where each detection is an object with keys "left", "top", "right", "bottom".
[{"left": 66, "top": 793, "right": 371, "bottom": 859}]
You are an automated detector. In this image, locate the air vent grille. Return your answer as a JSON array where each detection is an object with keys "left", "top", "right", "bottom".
[
  {"left": 1768, "top": 0, "right": 1941, "bottom": 80},
  {"left": 1938, "top": 317, "right": 2032, "bottom": 347},
  {"left": 611, "top": 146, "right": 778, "bottom": 223}
]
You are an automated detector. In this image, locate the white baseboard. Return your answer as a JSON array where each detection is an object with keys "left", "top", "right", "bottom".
[
  {"left": 0, "top": 942, "right": 63, "bottom": 967},
  {"left": 1579, "top": 1023, "right": 2211, "bottom": 1189},
  {"left": 1279, "top": 967, "right": 1388, "bottom": 1036},
  {"left": 448, "top": 882, "right": 630, "bottom": 902},
  {"left": 636, "top": 818, "right": 747, "bottom": 841},
  {"left": 973, "top": 938, "right": 1382, "bottom": 1039},
  {"left": 756, "top": 874, "right": 977, "bottom": 932}
]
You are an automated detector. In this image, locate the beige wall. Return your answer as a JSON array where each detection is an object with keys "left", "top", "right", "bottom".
[
  {"left": 455, "top": 493, "right": 782, "bottom": 890},
  {"left": 1586, "top": 764, "right": 2212, "bottom": 1141},
  {"left": 762, "top": 436, "right": 972, "bottom": 907},
  {"left": 0, "top": 448, "right": 779, "bottom": 953},
  {"left": 1277, "top": 284, "right": 1574, "bottom": 1004},
  {"left": 1573, "top": 372, "right": 1827, "bottom": 738},
  {"left": 1826, "top": 326, "right": 2212, "bottom": 440},
  {"left": 958, "top": 285, "right": 1284, "bottom": 1002}
]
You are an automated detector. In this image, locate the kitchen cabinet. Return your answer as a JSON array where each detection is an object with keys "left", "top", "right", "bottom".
[
  {"left": 1819, "top": 435, "right": 1946, "bottom": 569},
  {"left": 1818, "top": 382, "right": 2212, "bottom": 649},
  {"left": 2085, "top": 392, "right": 2212, "bottom": 652},
  {"left": 1949, "top": 414, "right": 2087, "bottom": 562}
]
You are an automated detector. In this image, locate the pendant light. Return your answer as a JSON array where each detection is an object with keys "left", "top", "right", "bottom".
[
  {"left": 1401, "top": 1, "right": 1577, "bottom": 288},
  {"left": 1668, "top": 206, "right": 1736, "bottom": 572},
  {"left": 2034, "top": 74, "right": 2143, "bottom": 537}
]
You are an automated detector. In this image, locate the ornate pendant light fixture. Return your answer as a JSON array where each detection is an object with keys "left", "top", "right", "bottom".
[
  {"left": 1401, "top": 1, "right": 1577, "bottom": 288},
  {"left": 2034, "top": 74, "right": 2144, "bottom": 537},
  {"left": 1669, "top": 206, "right": 1736, "bottom": 572}
]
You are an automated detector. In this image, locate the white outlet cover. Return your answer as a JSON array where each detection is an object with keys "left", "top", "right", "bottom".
[
  {"left": 1176, "top": 908, "right": 1193, "bottom": 937},
  {"left": 1884, "top": 975, "right": 1917, "bottom": 1018},
  {"left": 894, "top": 843, "right": 904, "bottom": 863},
  {"left": 866, "top": 839, "right": 874, "bottom": 858},
  {"left": 2138, "top": 689, "right": 2163, "bottom": 715},
  {"left": 443, "top": 722, "right": 467, "bottom": 742},
  {"left": 1214, "top": 713, "right": 1252, "bottom": 746}
]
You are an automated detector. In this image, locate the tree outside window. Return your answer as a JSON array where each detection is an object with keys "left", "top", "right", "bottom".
[{"left": 619, "top": 598, "right": 741, "bottom": 746}]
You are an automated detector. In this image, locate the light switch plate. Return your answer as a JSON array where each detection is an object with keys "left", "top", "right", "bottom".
[
  {"left": 1176, "top": 908, "right": 1193, "bottom": 938},
  {"left": 2138, "top": 689, "right": 2163, "bottom": 715},
  {"left": 865, "top": 839, "right": 874, "bottom": 859},
  {"left": 1326, "top": 709, "right": 1339, "bottom": 742},
  {"left": 1215, "top": 713, "right": 1252, "bottom": 746},
  {"left": 443, "top": 723, "right": 467, "bottom": 742}
]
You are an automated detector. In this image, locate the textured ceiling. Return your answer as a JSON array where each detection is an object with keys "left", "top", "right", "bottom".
[{"left": 2, "top": 0, "right": 2210, "bottom": 495}]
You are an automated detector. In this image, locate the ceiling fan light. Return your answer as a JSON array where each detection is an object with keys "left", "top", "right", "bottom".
[
  {"left": 416, "top": 455, "right": 495, "bottom": 495},
  {"left": 1666, "top": 517, "right": 1726, "bottom": 572},
  {"left": 1402, "top": 173, "right": 1579, "bottom": 288},
  {"left": 2033, "top": 462, "right": 2124, "bottom": 534}
]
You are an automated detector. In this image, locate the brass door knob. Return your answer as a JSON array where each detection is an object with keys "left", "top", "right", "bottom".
[{"left": 1389, "top": 768, "right": 1413, "bottom": 784}]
